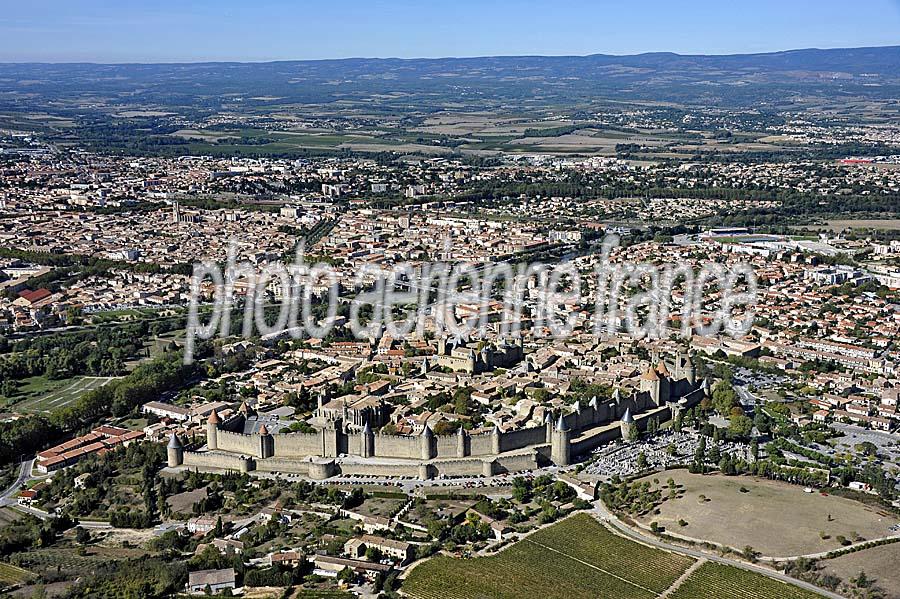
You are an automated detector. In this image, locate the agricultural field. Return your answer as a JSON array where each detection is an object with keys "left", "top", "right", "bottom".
[
  {"left": 402, "top": 513, "right": 694, "bottom": 599},
  {"left": 292, "top": 590, "right": 356, "bottom": 598},
  {"left": 352, "top": 496, "right": 406, "bottom": 519},
  {"left": 635, "top": 470, "right": 895, "bottom": 557},
  {"left": 669, "top": 562, "right": 823, "bottom": 599},
  {"left": 822, "top": 219, "right": 900, "bottom": 232},
  {"left": 0, "top": 561, "right": 35, "bottom": 588},
  {"left": 0, "top": 507, "right": 24, "bottom": 527},
  {"left": 12, "top": 376, "right": 116, "bottom": 414},
  {"left": 8, "top": 545, "right": 147, "bottom": 578}
]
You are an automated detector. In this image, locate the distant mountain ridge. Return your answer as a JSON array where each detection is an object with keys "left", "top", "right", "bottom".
[{"left": 1, "top": 45, "right": 899, "bottom": 109}]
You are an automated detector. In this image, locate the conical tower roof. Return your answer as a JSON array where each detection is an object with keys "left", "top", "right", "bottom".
[
  {"left": 167, "top": 433, "right": 182, "bottom": 449},
  {"left": 556, "top": 413, "right": 568, "bottom": 431},
  {"left": 422, "top": 424, "right": 433, "bottom": 437},
  {"left": 656, "top": 361, "right": 670, "bottom": 377},
  {"left": 622, "top": 407, "right": 634, "bottom": 423},
  {"left": 208, "top": 410, "right": 221, "bottom": 424},
  {"left": 258, "top": 423, "right": 269, "bottom": 436}
]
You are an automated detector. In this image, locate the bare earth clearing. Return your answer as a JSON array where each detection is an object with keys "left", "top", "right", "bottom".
[
  {"left": 820, "top": 544, "right": 900, "bottom": 599},
  {"left": 635, "top": 470, "right": 896, "bottom": 557}
]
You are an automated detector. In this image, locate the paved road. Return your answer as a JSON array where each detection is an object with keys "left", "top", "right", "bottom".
[
  {"left": 76, "top": 520, "right": 113, "bottom": 530},
  {"left": 0, "top": 459, "right": 34, "bottom": 505},
  {"left": 590, "top": 501, "right": 845, "bottom": 599},
  {"left": 766, "top": 535, "right": 900, "bottom": 562}
]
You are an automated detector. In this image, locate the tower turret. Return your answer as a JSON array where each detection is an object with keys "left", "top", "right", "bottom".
[
  {"left": 258, "top": 423, "right": 273, "bottom": 459},
  {"left": 491, "top": 423, "right": 502, "bottom": 454},
  {"left": 420, "top": 424, "right": 435, "bottom": 460},
  {"left": 544, "top": 411, "right": 554, "bottom": 443},
  {"left": 640, "top": 367, "right": 662, "bottom": 406},
  {"left": 551, "top": 413, "right": 571, "bottom": 466},
  {"left": 684, "top": 353, "right": 696, "bottom": 386},
  {"left": 167, "top": 433, "right": 184, "bottom": 467},
  {"left": 361, "top": 420, "right": 375, "bottom": 458},
  {"left": 456, "top": 425, "right": 467, "bottom": 458},
  {"left": 620, "top": 408, "right": 638, "bottom": 442},
  {"left": 207, "top": 410, "right": 220, "bottom": 451}
]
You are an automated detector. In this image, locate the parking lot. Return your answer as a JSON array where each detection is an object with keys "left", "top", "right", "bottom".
[{"left": 582, "top": 430, "right": 751, "bottom": 481}]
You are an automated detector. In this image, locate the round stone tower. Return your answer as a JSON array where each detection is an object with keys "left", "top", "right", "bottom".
[
  {"left": 167, "top": 433, "right": 184, "bottom": 467},
  {"left": 420, "top": 424, "right": 435, "bottom": 460},
  {"left": 551, "top": 413, "right": 571, "bottom": 466},
  {"left": 620, "top": 407, "right": 638, "bottom": 442},
  {"left": 361, "top": 420, "right": 375, "bottom": 458},
  {"left": 456, "top": 425, "right": 467, "bottom": 458},
  {"left": 206, "top": 410, "right": 220, "bottom": 451},
  {"left": 258, "top": 423, "right": 273, "bottom": 459}
]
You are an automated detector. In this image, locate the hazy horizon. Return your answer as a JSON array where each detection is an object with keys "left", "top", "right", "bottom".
[
  {"left": 2, "top": 0, "right": 899, "bottom": 63},
  {"left": 2, "top": 43, "right": 900, "bottom": 65}
]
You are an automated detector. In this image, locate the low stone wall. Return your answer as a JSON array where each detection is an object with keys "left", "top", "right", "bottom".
[
  {"left": 183, "top": 450, "right": 250, "bottom": 472},
  {"left": 431, "top": 458, "right": 489, "bottom": 477},
  {"left": 495, "top": 451, "right": 539, "bottom": 473},
  {"left": 254, "top": 457, "right": 312, "bottom": 475},
  {"left": 338, "top": 461, "right": 421, "bottom": 478}
]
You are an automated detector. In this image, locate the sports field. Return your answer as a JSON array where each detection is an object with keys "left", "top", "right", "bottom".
[
  {"left": 403, "top": 513, "right": 827, "bottom": 599},
  {"left": 14, "top": 376, "right": 116, "bottom": 414}
]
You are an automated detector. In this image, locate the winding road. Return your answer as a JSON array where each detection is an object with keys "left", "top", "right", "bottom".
[
  {"left": 590, "top": 500, "right": 846, "bottom": 599},
  {"left": 0, "top": 458, "right": 34, "bottom": 505}
]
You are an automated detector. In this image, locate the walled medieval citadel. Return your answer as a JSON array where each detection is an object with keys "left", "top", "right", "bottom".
[{"left": 166, "top": 350, "right": 705, "bottom": 480}]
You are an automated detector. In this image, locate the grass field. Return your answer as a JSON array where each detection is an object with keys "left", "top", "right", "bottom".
[
  {"left": 14, "top": 376, "right": 115, "bottom": 414},
  {"left": 635, "top": 470, "right": 894, "bottom": 557},
  {"left": 402, "top": 513, "right": 694, "bottom": 599},
  {"left": 819, "top": 544, "right": 900, "bottom": 598},
  {"left": 669, "top": 562, "right": 823, "bottom": 599}
]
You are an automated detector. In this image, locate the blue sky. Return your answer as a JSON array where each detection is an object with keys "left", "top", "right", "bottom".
[{"left": 2, "top": 0, "right": 899, "bottom": 62}]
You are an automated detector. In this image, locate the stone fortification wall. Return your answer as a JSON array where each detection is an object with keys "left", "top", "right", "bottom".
[
  {"left": 272, "top": 432, "right": 321, "bottom": 457},
  {"left": 216, "top": 430, "right": 258, "bottom": 455}
]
